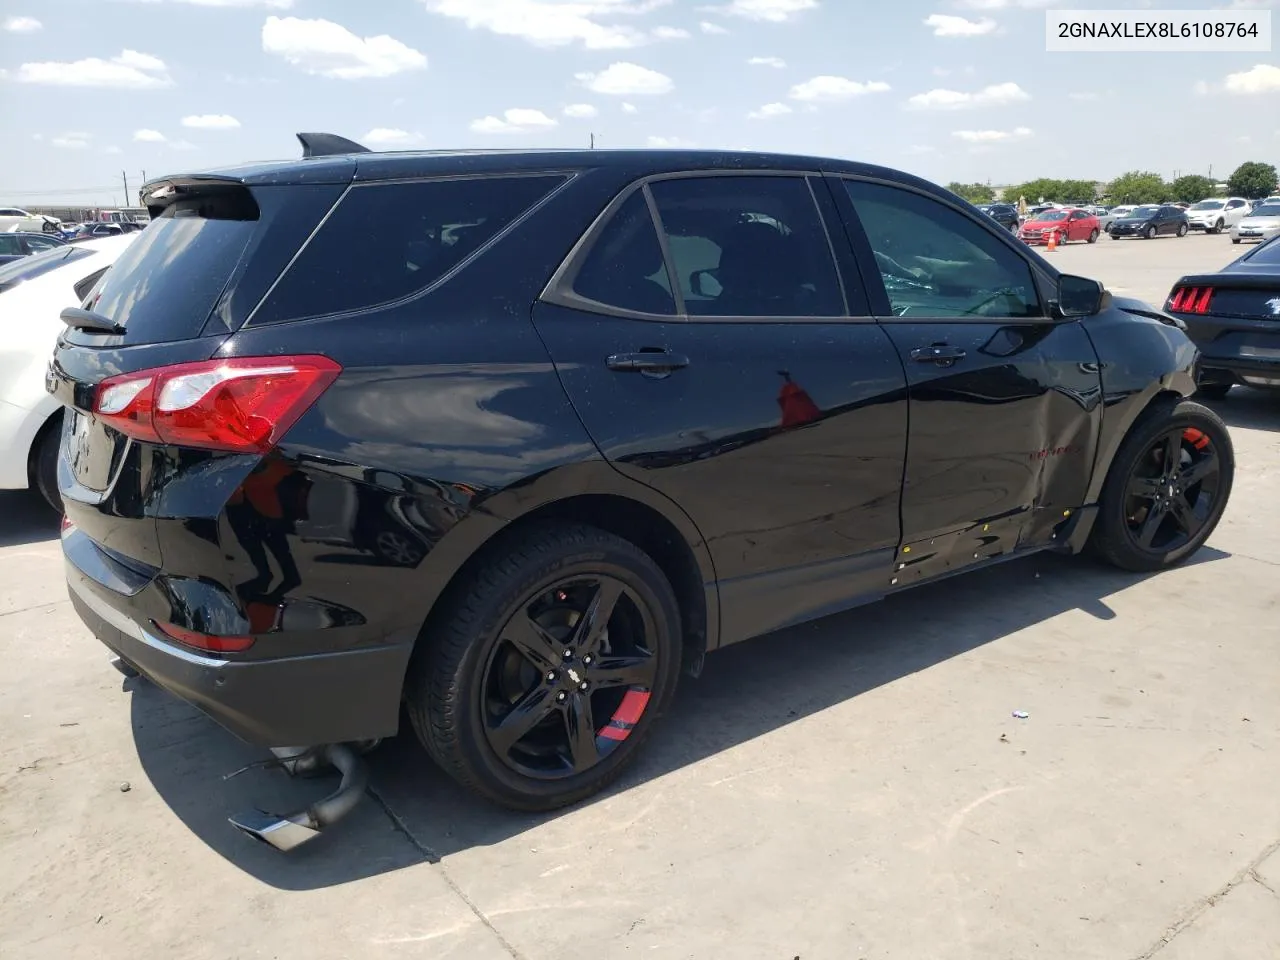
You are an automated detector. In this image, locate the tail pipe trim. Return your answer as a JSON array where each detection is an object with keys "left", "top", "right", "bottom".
[{"left": 228, "top": 743, "right": 368, "bottom": 851}]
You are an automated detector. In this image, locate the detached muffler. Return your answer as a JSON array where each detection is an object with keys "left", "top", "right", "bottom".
[{"left": 228, "top": 743, "right": 369, "bottom": 852}]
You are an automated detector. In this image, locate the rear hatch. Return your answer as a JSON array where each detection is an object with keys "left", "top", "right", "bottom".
[{"left": 48, "top": 175, "right": 349, "bottom": 571}]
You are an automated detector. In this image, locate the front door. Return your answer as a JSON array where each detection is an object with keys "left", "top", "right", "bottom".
[
  {"left": 831, "top": 176, "right": 1103, "bottom": 587},
  {"left": 534, "top": 172, "right": 909, "bottom": 644}
]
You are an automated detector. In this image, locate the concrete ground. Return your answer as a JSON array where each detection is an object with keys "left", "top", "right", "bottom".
[{"left": 2, "top": 232, "right": 1277, "bottom": 960}]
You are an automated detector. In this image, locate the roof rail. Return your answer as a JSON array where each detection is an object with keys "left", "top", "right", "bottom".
[{"left": 296, "top": 132, "right": 371, "bottom": 159}]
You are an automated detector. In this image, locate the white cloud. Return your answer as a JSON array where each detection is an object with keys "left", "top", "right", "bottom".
[
  {"left": 748, "top": 102, "right": 792, "bottom": 119},
  {"left": 907, "top": 82, "right": 1029, "bottom": 109},
  {"left": 1193, "top": 79, "right": 1211, "bottom": 95},
  {"left": 129, "top": 0, "right": 294, "bottom": 6},
  {"left": 134, "top": 129, "right": 167, "bottom": 142},
  {"left": 790, "top": 76, "right": 890, "bottom": 102},
  {"left": 262, "top": 16, "right": 427, "bottom": 79},
  {"left": 362, "top": 127, "right": 425, "bottom": 145},
  {"left": 647, "top": 135, "right": 695, "bottom": 147},
  {"left": 953, "top": 126, "right": 1032, "bottom": 142},
  {"left": 1068, "top": 91, "right": 1099, "bottom": 101},
  {"left": 577, "top": 62, "right": 673, "bottom": 95},
  {"left": 622, "top": 101, "right": 639, "bottom": 113},
  {"left": 422, "top": 0, "right": 685, "bottom": 51},
  {"left": 564, "top": 103, "right": 599, "bottom": 118},
  {"left": 748, "top": 55, "right": 786, "bottom": 67},
  {"left": 105, "top": 146, "right": 124, "bottom": 155},
  {"left": 955, "top": 0, "right": 1051, "bottom": 7},
  {"left": 1223, "top": 64, "right": 1280, "bottom": 94},
  {"left": 699, "top": 19, "right": 728, "bottom": 33},
  {"left": 925, "top": 14, "right": 996, "bottom": 36},
  {"left": 4, "top": 16, "right": 42, "bottom": 32},
  {"left": 52, "top": 132, "right": 91, "bottom": 149},
  {"left": 13, "top": 49, "right": 172, "bottom": 88},
  {"left": 470, "top": 108, "right": 559, "bottom": 133},
  {"left": 714, "top": 0, "right": 817, "bottom": 21},
  {"left": 181, "top": 114, "right": 241, "bottom": 129}
]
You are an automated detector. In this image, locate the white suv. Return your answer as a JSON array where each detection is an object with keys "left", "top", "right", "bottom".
[{"left": 1185, "top": 197, "right": 1251, "bottom": 234}]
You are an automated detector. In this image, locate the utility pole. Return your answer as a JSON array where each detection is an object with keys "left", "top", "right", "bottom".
[
  {"left": 590, "top": 133, "right": 596, "bottom": 150},
  {"left": 122, "top": 171, "right": 129, "bottom": 208}
]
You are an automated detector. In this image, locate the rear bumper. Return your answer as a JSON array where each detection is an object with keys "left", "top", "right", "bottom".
[
  {"left": 67, "top": 561, "right": 411, "bottom": 747},
  {"left": 1179, "top": 312, "right": 1280, "bottom": 387}
]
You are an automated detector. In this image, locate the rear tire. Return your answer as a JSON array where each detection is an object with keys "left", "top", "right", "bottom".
[
  {"left": 1177, "top": 223, "right": 1188, "bottom": 237},
  {"left": 31, "top": 417, "right": 63, "bottom": 513},
  {"left": 406, "top": 522, "right": 682, "bottom": 812},
  {"left": 1088, "top": 398, "right": 1233, "bottom": 573},
  {"left": 1087, "top": 228, "right": 1099, "bottom": 243}
]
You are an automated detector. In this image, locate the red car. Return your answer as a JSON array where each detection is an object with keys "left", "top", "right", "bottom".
[{"left": 1018, "top": 207, "right": 1100, "bottom": 246}]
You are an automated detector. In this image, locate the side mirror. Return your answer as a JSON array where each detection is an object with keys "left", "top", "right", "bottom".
[{"left": 1055, "top": 274, "right": 1105, "bottom": 318}]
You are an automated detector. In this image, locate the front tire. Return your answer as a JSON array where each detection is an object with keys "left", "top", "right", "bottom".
[
  {"left": 1212, "top": 219, "right": 1224, "bottom": 234},
  {"left": 406, "top": 522, "right": 682, "bottom": 811},
  {"left": 1088, "top": 399, "right": 1233, "bottom": 573}
]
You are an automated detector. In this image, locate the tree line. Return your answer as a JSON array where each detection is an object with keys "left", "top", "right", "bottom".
[{"left": 947, "top": 161, "right": 1278, "bottom": 208}]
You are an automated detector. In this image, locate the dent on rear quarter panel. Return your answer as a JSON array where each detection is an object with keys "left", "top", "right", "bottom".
[{"left": 1080, "top": 305, "right": 1198, "bottom": 503}]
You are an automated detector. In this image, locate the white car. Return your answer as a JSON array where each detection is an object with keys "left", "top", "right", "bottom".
[
  {"left": 0, "top": 235, "right": 137, "bottom": 510},
  {"left": 1230, "top": 201, "right": 1280, "bottom": 244},
  {"left": 1185, "top": 197, "right": 1251, "bottom": 234},
  {"left": 0, "top": 207, "right": 61, "bottom": 235}
]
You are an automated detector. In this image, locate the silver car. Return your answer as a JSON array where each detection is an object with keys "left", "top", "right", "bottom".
[{"left": 1231, "top": 202, "right": 1280, "bottom": 244}]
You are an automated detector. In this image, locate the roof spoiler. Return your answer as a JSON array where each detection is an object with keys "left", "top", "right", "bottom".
[{"left": 296, "top": 132, "right": 371, "bottom": 159}]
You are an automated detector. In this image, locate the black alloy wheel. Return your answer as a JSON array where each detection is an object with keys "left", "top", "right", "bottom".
[
  {"left": 407, "top": 523, "right": 681, "bottom": 811},
  {"left": 1089, "top": 399, "right": 1233, "bottom": 572},
  {"left": 479, "top": 573, "right": 659, "bottom": 780}
]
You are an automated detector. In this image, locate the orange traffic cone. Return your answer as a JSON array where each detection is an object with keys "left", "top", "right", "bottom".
[{"left": 1046, "top": 231, "right": 1058, "bottom": 252}]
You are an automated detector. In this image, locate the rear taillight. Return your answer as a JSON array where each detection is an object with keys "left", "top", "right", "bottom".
[
  {"left": 93, "top": 355, "right": 341, "bottom": 454},
  {"left": 152, "top": 620, "right": 254, "bottom": 653},
  {"left": 1168, "top": 286, "right": 1214, "bottom": 314}
]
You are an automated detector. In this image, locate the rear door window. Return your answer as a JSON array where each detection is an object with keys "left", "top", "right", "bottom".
[
  {"left": 646, "top": 175, "right": 847, "bottom": 318},
  {"left": 252, "top": 174, "right": 567, "bottom": 325}
]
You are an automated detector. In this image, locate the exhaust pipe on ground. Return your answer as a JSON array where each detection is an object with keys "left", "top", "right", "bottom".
[{"left": 228, "top": 743, "right": 369, "bottom": 852}]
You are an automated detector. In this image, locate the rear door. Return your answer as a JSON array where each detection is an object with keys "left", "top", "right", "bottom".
[
  {"left": 830, "top": 176, "right": 1102, "bottom": 585},
  {"left": 533, "top": 171, "right": 909, "bottom": 643}
]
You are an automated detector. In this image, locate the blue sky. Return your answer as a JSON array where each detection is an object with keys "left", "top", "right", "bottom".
[{"left": 1, "top": 0, "right": 1277, "bottom": 205}]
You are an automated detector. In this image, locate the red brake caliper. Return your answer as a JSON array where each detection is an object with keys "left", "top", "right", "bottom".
[
  {"left": 599, "top": 690, "right": 651, "bottom": 742},
  {"left": 1182, "top": 428, "right": 1210, "bottom": 452}
]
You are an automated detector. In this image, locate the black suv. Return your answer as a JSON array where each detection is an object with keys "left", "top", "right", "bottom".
[
  {"left": 977, "top": 202, "right": 1019, "bottom": 232},
  {"left": 50, "top": 134, "right": 1234, "bottom": 848}
]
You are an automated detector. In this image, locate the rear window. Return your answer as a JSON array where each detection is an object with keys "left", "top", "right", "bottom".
[
  {"left": 0, "top": 244, "right": 95, "bottom": 291},
  {"left": 250, "top": 174, "right": 566, "bottom": 325},
  {"left": 90, "top": 194, "right": 258, "bottom": 343}
]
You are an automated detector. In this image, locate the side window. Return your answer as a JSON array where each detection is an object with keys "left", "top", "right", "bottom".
[
  {"left": 647, "top": 176, "right": 846, "bottom": 318},
  {"left": 0, "top": 236, "right": 19, "bottom": 255},
  {"left": 27, "top": 236, "right": 57, "bottom": 251},
  {"left": 254, "top": 174, "right": 567, "bottom": 324},
  {"left": 843, "top": 179, "right": 1041, "bottom": 320},
  {"left": 570, "top": 190, "right": 675, "bottom": 316}
]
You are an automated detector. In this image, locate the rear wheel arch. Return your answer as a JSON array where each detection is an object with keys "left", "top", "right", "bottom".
[
  {"left": 402, "top": 469, "right": 718, "bottom": 702},
  {"left": 26, "top": 409, "right": 64, "bottom": 511}
]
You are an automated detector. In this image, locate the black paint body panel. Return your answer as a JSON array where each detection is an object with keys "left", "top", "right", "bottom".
[{"left": 51, "top": 148, "right": 1201, "bottom": 748}]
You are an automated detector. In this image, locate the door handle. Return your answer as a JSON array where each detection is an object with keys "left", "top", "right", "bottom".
[
  {"left": 606, "top": 351, "right": 690, "bottom": 374},
  {"left": 910, "top": 344, "right": 967, "bottom": 365}
]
